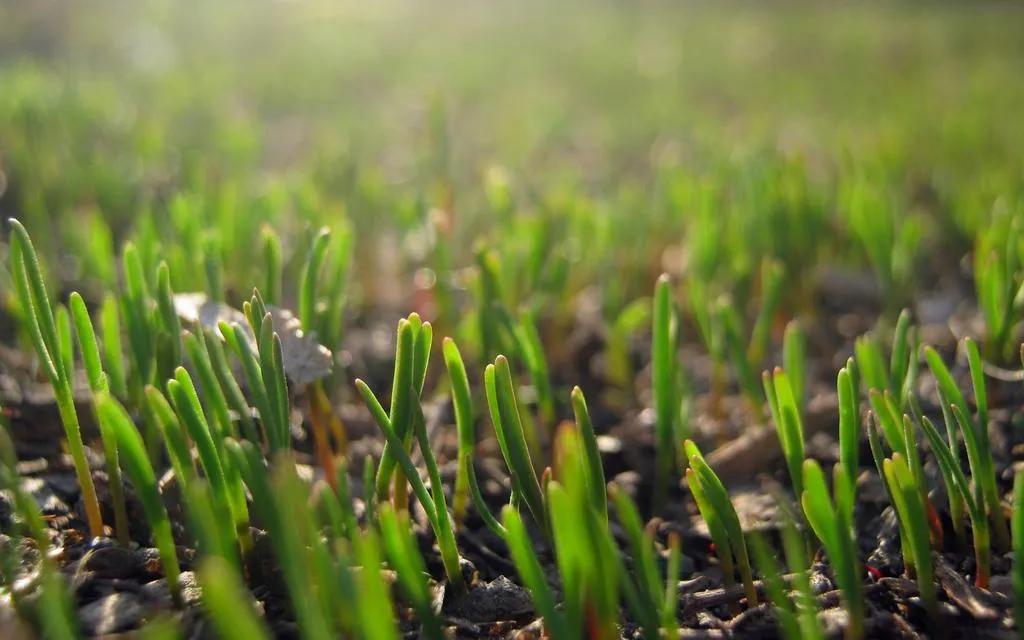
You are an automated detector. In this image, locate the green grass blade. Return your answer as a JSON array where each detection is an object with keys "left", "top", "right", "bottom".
[
  {"left": 801, "top": 459, "right": 838, "bottom": 552},
  {"left": 198, "top": 556, "right": 271, "bottom": 640},
  {"left": 145, "top": 385, "right": 196, "bottom": 490},
  {"left": 652, "top": 274, "right": 678, "bottom": 508},
  {"left": 854, "top": 335, "right": 888, "bottom": 395},
  {"left": 686, "top": 442, "right": 756, "bottom": 605},
  {"left": 782, "top": 320, "right": 806, "bottom": 409},
  {"left": 924, "top": 346, "right": 969, "bottom": 419},
  {"left": 885, "top": 454, "right": 937, "bottom": 620},
  {"left": 156, "top": 262, "right": 183, "bottom": 364},
  {"left": 352, "top": 529, "right": 400, "bottom": 640},
  {"left": 868, "top": 389, "right": 905, "bottom": 455},
  {"left": 167, "top": 369, "right": 229, "bottom": 498},
  {"left": 837, "top": 366, "right": 858, "bottom": 505},
  {"left": 9, "top": 220, "right": 103, "bottom": 537},
  {"left": 748, "top": 259, "right": 784, "bottom": 366},
  {"left": 260, "top": 225, "right": 282, "bottom": 307},
  {"left": 299, "top": 227, "right": 331, "bottom": 333},
  {"left": 571, "top": 386, "right": 607, "bottom": 521},
  {"left": 55, "top": 303, "right": 74, "bottom": 387},
  {"left": 443, "top": 337, "right": 474, "bottom": 525},
  {"left": 920, "top": 414, "right": 988, "bottom": 585},
  {"left": 485, "top": 355, "right": 546, "bottom": 527},
  {"left": 375, "top": 318, "right": 415, "bottom": 500},
  {"left": 890, "top": 309, "right": 912, "bottom": 394},
  {"left": 750, "top": 533, "right": 802, "bottom": 640},
  {"left": 661, "top": 532, "right": 682, "bottom": 635},
  {"left": 412, "top": 316, "right": 432, "bottom": 396},
  {"left": 354, "top": 379, "right": 438, "bottom": 526},
  {"left": 9, "top": 219, "right": 62, "bottom": 384},
  {"left": 96, "top": 394, "right": 181, "bottom": 605},
  {"left": 719, "top": 301, "right": 762, "bottom": 414},
  {"left": 609, "top": 484, "right": 660, "bottom": 625},
  {"left": 203, "top": 327, "right": 258, "bottom": 442},
  {"left": 100, "top": 294, "right": 127, "bottom": 399},
  {"left": 464, "top": 452, "right": 506, "bottom": 538},
  {"left": 183, "top": 331, "right": 234, "bottom": 439},
  {"left": 222, "top": 321, "right": 276, "bottom": 448},
  {"left": 409, "top": 393, "right": 464, "bottom": 589},
  {"left": 511, "top": 311, "right": 554, "bottom": 425},
  {"left": 378, "top": 506, "right": 444, "bottom": 640},
  {"left": 69, "top": 293, "right": 107, "bottom": 393},
  {"left": 503, "top": 506, "right": 567, "bottom": 638}
]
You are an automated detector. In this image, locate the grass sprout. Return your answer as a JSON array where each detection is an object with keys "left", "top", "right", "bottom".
[
  {"left": 855, "top": 309, "right": 918, "bottom": 410},
  {"left": 503, "top": 505, "right": 567, "bottom": 637},
  {"left": 484, "top": 354, "right": 547, "bottom": 531},
  {"left": 684, "top": 439, "right": 757, "bottom": 606},
  {"left": 610, "top": 484, "right": 681, "bottom": 639},
  {"left": 547, "top": 425, "right": 619, "bottom": 639},
  {"left": 882, "top": 452, "right": 937, "bottom": 621},
  {"left": 197, "top": 556, "right": 272, "bottom": 640},
  {"left": 801, "top": 460, "right": 864, "bottom": 639},
  {"left": 355, "top": 318, "right": 464, "bottom": 590},
  {"left": 378, "top": 505, "right": 444, "bottom": 640},
  {"left": 95, "top": 394, "right": 182, "bottom": 605},
  {"left": 973, "top": 212, "right": 1024, "bottom": 362},
  {"left": 652, "top": 274, "right": 684, "bottom": 510},
  {"left": 751, "top": 517, "right": 823, "bottom": 640},
  {"left": 8, "top": 219, "right": 104, "bottom": 538},
  {"left": 69, "top": 292, "right": 131, "bottom": 546},
  {"left": 925, "top": 341, "right": 1009, "bottom": 551},
  {"left": 764, "top": 367, "right": 805, "bottom": 498},
  {"left": 919, "top": 413, "right": 990, "bottom": 586}
]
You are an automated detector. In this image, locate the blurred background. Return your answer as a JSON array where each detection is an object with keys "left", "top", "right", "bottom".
[{"left": 1, "top": 0, "right": 1023, "bottom": 330}]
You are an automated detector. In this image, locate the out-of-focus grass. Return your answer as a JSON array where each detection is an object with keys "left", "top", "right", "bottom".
[
  {"left": 1, "top": 1, "right": 1023, "bottom": 347},
  {"left": 1, "top": 1, "right": 1021, "bottom": 238}
]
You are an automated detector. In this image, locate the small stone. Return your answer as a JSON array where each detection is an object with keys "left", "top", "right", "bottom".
[
  {"left": 809, "top": 569, "right": 833, "bottom": 594},
  {"left": 817, "top": 607, "right": 849, "bottom": 637},
  {"left": 989, "top": 575, "right": 1013, "bottom": 598},
  {"left": 443, "top": 575, "right": 534, "bottom": 622},
  {"left": 21, "top": 477, "right": 69, "bottom": 516},
  {"left": 80, "top": 544, "right": 146, "bottom": 579},
  {"left": 46, "top": 473, "right": 81, "bottom": 501},
  {"left": 141, "top": 571, "right": 202, "bottom": 607},
  {"left": 79, "top": 592, "right": 144, "bottom": 635}
]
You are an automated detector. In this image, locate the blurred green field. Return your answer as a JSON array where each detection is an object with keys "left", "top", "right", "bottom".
[{"left": 2, "top": 1, "right": 1022, "bottom": 317}]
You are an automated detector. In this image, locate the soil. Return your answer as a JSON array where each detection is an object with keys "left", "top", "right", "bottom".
[{"left": 1, "top": 265, "right": 1021, "bottom": 639}]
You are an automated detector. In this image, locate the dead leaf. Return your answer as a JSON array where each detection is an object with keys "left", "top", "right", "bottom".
[{"left": 174, "top": 293, "right": 333, "bottom": 386}]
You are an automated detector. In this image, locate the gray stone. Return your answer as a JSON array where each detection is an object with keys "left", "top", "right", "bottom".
[{"left": 79, "top": 592, "right": 144, "bottom": 635}]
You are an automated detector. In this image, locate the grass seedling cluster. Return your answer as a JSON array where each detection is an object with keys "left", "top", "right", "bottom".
[{"left": 2, "top": 11, "right": 1024, "bottom": 634}]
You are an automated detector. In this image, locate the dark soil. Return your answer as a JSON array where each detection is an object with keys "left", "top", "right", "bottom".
[{"left": 1, "top": 268, "right": 1021, "bottom": 638}]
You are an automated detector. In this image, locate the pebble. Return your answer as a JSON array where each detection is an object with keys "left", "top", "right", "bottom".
[
  {"left": 809, "top": 567, "right": 834, "bottom": 594},
  {"left": 989, "top": 575, "right": 1013, "bottom": 598},
  {"left": 443, "top": 575, "right": 534, "bottom": 622},
  {"left": 79, "top": 544, "right": 146, "bottom": 580},
  {"left": 141, "top": 571, "right": 202, "bottom": 607},
  {"left": 79, "top": 592, "right": 144, "bottom": 635}
]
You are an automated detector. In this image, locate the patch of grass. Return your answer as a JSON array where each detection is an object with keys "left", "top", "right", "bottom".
[
  {"left": 1, "top": 4, "right": 1023, "bottom": 636},
  {"left": 8, "top": 219, "right": 104, "bottom": 538},
  {"left": 684, "top": 439, "right": 757, "bottom": 607}
]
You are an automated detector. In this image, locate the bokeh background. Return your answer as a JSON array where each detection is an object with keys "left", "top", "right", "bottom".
[{"left": 2, "top": 0, "right": 1023, "bottom": 326}]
